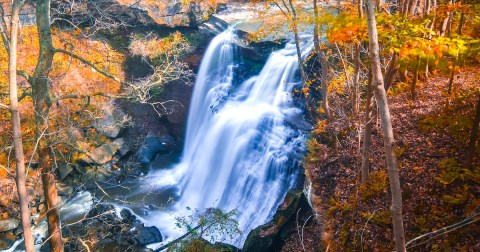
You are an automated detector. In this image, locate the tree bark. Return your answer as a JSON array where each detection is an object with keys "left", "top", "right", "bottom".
[
  {"left": 353, "top": 0, "right": 364, "bottom": 116},
  {"left": 361, "top": 69, "right": 374, "bottom": 183},
  {"left": 384, "top": 53, "right": 399, "bottom": 91},
  {"left": 411, "top": 56, "right": 421, "bottom": 100},
  {"left": 7, "top": 1, "right": 35, "bottom": 251},
  {"left": 313, "top": 0, "right": 331, "bottom": 121},
  {"left": 467, "top": 97, "right": 480, "bottom": 169},
  {"left": 33, "top": 0, "right": 64, "bottom": 251},
  {"left": 288, "top": 0, "right": 307, "bottom": 86},
  {"left": 365, "top": 0, "right": 407, "bottom": 250}
]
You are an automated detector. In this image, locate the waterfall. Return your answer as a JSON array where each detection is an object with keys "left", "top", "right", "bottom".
[{"left": 143, "top": 29, "right": 312, "bottom": 247}]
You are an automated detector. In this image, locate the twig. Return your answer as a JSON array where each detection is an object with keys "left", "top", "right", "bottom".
[
  {"left": 405, "top": 204, "right": 480, "bottom": 249},
  {"left": 301, "top": 215, "right": 313, "bottom": 252},
  {"left": 360, "top": 208, "right": 381, "bottom": 252}
]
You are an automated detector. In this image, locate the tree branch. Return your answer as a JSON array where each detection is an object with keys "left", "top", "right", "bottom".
[
  {"left": 0, "top": 3, "right": 10, "bottom": 53},
  {"left": 17, "top": 69, "right": 32, "bottom": 83},
  {"left": 405, "top": 205, "right": 480, "bottom": 249},
  {"left": 54, "top": 48, "right": 128, "bottom": 86},
  {"left": 0, "top": 103, "right": 9, "bottom": 110},
  {"left": 52, "top": 92, "right": 131, "bottom": 104}
]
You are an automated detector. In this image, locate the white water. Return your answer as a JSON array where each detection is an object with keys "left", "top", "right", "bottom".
[
  {"left": 142, "top": 29, "right": 313, "bottom": 248},
  {"left": 4, "top": 30, "right": 313, "bottom": 252}
]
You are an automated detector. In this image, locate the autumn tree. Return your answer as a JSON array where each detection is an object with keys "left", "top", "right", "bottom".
[
  {"left": 0, "top": 1, "right": 35, "bottom": 251},
  {"left": 0, "top": 0, "right": 195, "bottom": 250},
  {"left": 365, "top": 0, "right": 406, "bottom": 250},
  {"left": 313, "top": 0, "right": 331, "bottom": 121}
]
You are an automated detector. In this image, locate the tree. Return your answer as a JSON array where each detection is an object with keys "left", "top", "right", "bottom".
[
  {"left": 365, "top": 0, "right": 407, "bottom": 250},
  {"left": 467, "top": 95, "right": 480, "bottom": 168},
  {"left": 0, "top": 1, "right": 35, "bottom": 251},
  {"left": 4, "top": 1, "right": 193, "bottom": 250},
  {"left": 360, "top": 69, "right": 373, "bottom": 183},
  {"left": 313, "top": 0, "right": 331, "bottom": 121}
]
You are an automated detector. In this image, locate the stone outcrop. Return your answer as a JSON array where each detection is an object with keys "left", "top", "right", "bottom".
[{"left": 243, "top": 190, "right": 308, "bottom": 252}]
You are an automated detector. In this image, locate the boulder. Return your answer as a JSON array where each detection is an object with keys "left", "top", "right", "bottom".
[
  {"left": 0, "top": 233, "right": 17, "bottom": 250},
  {"left": 83, "top": 166, "right": 113, "bottom": 184},
  {"left": 58, "top": 163, "right": 75, "bottom": 180},
  {"left": 95, "top": 104, "right": 129, "bottom": 139},
  {"left": 243, "top": 190, "right": 307, "bottom": 252},
  {"left": 136, "top": 133, "right": 176, "bottom": 165},
  {"left": 137, "top": 225, "right": 162, "bottom": 245},
  {"left": 0, "top": 219, "right": 19, "bottom": 232},
  {"left": 114, "top": 138, "right": 130, "bottom": 157},
  {"left": 120, "top": 209, "right": 136, "bottom": 224},
  {"left": 82, "top": 139, "right": 126, "bottom": 165},
  {"left": 56, "top": 182, "right": 74, "bottom": 196}
]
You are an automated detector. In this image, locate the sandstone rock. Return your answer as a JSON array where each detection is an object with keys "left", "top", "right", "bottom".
[
  {"left": 82, "top": 139, "right": 126, "bottom": 165},
  {"left": 58, "top": 163, "right": 75, "bottom": 180},
  {"left": 95, "top": 104, "right": 129, "bottom": 139},
  {"left": 0, "top": 219, "right": 19, "bottom": 232}
]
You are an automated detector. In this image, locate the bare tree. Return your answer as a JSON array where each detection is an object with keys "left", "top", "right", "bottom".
[
  {"left": 1, "top": 1, "right": 35, "bottom": 251},
  {"left": 360, "top": 69, "right": 373, "bottom": 183},
  {"left": 365, "top": 0, "right": 406, "bottom": 250},
  {"left": 7, "top": 1, "right": 193, "bottom": 250},
  {"left": 313, "top": 0, "right": 332, "bottom": 121},
  {"left": 467, "top": 95, "right": 480, "bottom": 169}
]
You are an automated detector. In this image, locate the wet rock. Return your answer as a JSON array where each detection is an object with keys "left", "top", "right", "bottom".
[
  {"left": 243, "top": 190, "right": 307, "bottom": 252},
  {"left": 56, "top": 182, "right": 74, "bottom": 196},
  {"left": 0, "top": 232, "right": 17, "bottom": 250},
  {"left": 203, "top": 240, "right": 240, "bottom": 252},
  {"left": 137, "top": 225, "right": 162, "bottom": 245},
  {"left": 0, "top": 219, "right": 19, "bottom": 232},
  {"left": 120, "top": 209, "right": 136, "bottom": 223},
  {"left": 165, "top": 102, "right": 186, "bottom": 125},
  {"left": 136, "top": 133, "right": 176, "bottom": 165},
  {"left": 87, "top": 204, "right": 116, "bottom": 219},
  {"left": 83, "top": 166, "right": 112, "bottom": 184},
  {"left": 58, "top": 163, "right": 75, "bottom": 180}
]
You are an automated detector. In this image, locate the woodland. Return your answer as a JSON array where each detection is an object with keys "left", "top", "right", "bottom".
[{"left": 0, "top": 0, "right": 479, "bottom": 251}]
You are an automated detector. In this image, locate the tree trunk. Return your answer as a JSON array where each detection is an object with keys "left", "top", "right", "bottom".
[
  {"left": 411, "top": 57, "right": 421, "bottom": 100},
  {"left": 384, "top": 53, "right": 399, "bottom": 91},
  {"left": 440, "top": 0, "right": 453, "bottom": 37},
  {"left": 467, "top": 97, "right": 480, "bottom": 169},
  {"left": 33, "top": 0, "right": 64, "bottom": 251},
  {"left": 313, "top": 0, "right": 332, "bottom": 121},
  {"left": 288, "top": 0, "right": 307, "bottom": 86},
  {"left": 365, "top": 0, "right": 407, "bottom": 250},
  {"left": 361, "top": 69, "right": 374, "bottom": 183},
  {"left": 408, "top": 0, "right": 419, "bottom": 16},
  {"left": 353, "top": 0, "right": 364, "bottom": 116},
  {"left": 8, "top": 1, "right": 35, "bottom": 251}
]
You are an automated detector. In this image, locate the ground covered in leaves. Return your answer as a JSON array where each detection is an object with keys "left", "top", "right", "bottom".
[{"left": 281, "top": 68, "right": 480, "bottom": 251}]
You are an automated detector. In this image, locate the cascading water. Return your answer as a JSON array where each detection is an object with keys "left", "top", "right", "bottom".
[
  {"left": 140, "top": 29, "right": 313, "bottom": 248},
  {"left": 6, "top": 28, "right": 313, "bottom": 252}
]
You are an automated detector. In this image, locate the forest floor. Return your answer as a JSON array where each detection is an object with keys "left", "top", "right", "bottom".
[{"left": 281, "top": 68, "right": 480, "bottom": 251}]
